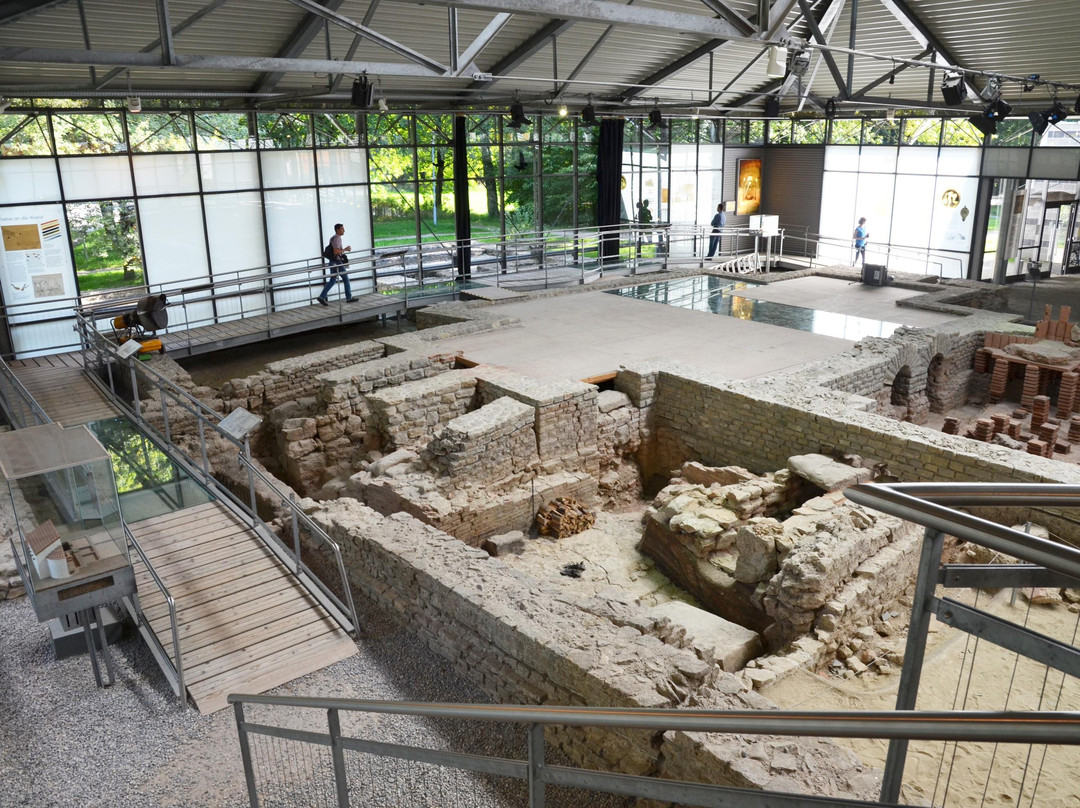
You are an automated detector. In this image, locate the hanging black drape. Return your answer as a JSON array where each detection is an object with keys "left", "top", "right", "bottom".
[
  {"left": 453, "top": 115, "right": 471, "bottom": 279},
  {"left": 597, "top": 118, "right": 625, "bottom": 264}
]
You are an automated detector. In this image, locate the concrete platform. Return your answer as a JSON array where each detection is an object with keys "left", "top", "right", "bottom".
[{"left": 435, "top": 275, "right": 962, "bottom": 383}]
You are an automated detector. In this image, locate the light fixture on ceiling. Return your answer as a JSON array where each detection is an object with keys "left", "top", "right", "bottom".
[
  {"left": 507, "top": 98, "right": 529, "bottom": 129},
  {"left": 647, "top": 104, "right": 663, "bottom": 129},
  {"left": 825, "top": 98, "right": 837, "bottom": 118},
  {"left": 126, "top": 96, "right": 142, "bottom": 114},
  {"left": 764, "top": 96, "right": 780, "bottom": 117},
  {"left": 351, "top": 75, "right": 373, "bottom": 108},
  {"left": 765, "top": 45, "right": 788, "bottom": 79},
  {"left": 985, "top": 97, "right": 1013, "bottom": 120},
  {"left": 787, "top": 49, "right": 810, "bottom": 78},
  {"left": 690, "top": 108, "right": 700, "bottom": 120},
  {"left": 557, "top": 104, "right": 568, "bottom": 117},
  {"left": 941, "top": 72, "right": 967, "bottom": 106},
  {"left": 1029, "top": 101, "right": 1067, "bottom": 134},
  {"left": 377, "top": 97, "right": 389, "bottom": 113},
  {"left": 968, "top": 113, "right": 997, "bottom": 137},
  {"left": 581, "top": 98, "right": 597, "bottom": 125}
]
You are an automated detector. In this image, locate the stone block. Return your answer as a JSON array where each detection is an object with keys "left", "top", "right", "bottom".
[
  {"left": 787, "top": 454, "right": 871, "bottom": 492},
  {"left": 482, "top": 530, "right": 527, "bottom": 556},
  {"left": 648, "top": 601, "right": 762, "bottom": 672}
]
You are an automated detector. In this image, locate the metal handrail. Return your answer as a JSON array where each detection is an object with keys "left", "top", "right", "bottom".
[
  {"left": 126, "top": 525, "right": 186, "bottom": 706},
  {"left": 791, "top": 231, "right": 964, "bottom": 278},
  {"left": 237, "top": 454, "right": 360, "bottom": 637},
  {"left": 0, "top": 356, "right": 51, "bottom": 427},
  {"left": 845, "top": 482, "right": 1080, "bottom": 581},
  {"left": 228, "top": 694, "right": 1080, "bottom": 808}
]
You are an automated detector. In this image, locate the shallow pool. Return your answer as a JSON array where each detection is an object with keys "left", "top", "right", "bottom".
[{"left": 607, "top": 275, "right": 902, "bottom": 340}]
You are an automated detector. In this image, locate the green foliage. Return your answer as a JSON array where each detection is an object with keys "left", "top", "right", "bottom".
[
  {"left": 53, "top": 112, "right": 126, "bottom": 154},
  {"left": 0, "top": 113, "right": 53, "bottom": 156},
  {"left": 76, "top": 267, "right": 146, "bottom": 291},
  {"left": 194, "top": 112, "right": 252, "bottom": 150},
  {"left": 67, "top": 200, "right": 142, "bottom": 289},
  {"left": 128, "top": 112, "right": 193, "bottom": 152}
]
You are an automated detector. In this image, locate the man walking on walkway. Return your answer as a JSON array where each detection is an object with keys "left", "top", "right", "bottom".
[
  {"left": 317, "top": 223, "right": 354, "bottom": 305},
  {"left": 706, "top": 203, "right": 726, "bottom": 258}
]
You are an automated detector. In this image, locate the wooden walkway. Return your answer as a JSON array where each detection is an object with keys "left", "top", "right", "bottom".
[
  {"left": 159, "top": 288, "right": 453, "bottom": 358},
  {"left": 130, "top": 500, "right": 356, "bottom": 714},
  {"left": 10, "top": 353, "right": 120, "bottom": 426}
]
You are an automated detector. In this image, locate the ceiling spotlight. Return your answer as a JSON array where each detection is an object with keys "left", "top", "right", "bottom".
[
  {"left": 1028, "top": 103, "right": 1066, "bottom": 135},
  {"left": 351, "top": 76, "right": 373, "bottom": 108},
  {"left": 647, "top": 105, "right": 663, "bottom": 129},
  {"left": 764, "top": 97, "right": 780, "bottom": 117},
  {"left": 787, "top": 49, "right": 810, "bottom": 78},
  {"left": 968, "top": 113, "right": 997, "bottom": 138},
  {"left": 581, "top": 101, "right": 597, "bottom": 125},
  {"left": 691, "top": 108, "right": 700, "bottom": 120},
  {"left": 766, "top": 45, "right": 788, "bottom": 79},
  {"left": 984, "top": 97, "right": 1012, "bottom": 120},
  {"left": 941, "top": 72, "right": 967, "bottom": 106},
  {"left": 126, "top": 96, "right": 141, "bottom": 114},
  {"left": 507, "top": 99, "right": 529, "bottom": 129},
  {"left": 557, "top": 104, "right": 568, "bottom": 117},
  {"left": 377, "top": 97, "right": 389, "bottom": 113}
]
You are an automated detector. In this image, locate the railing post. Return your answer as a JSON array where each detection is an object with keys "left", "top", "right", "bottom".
[
  {"left": 159, "top": 383, "right": 171, "bottom": 443},
  {"left": 244, "top": 438, "right": 257, "bottom": 528},
  {"left": 234, "top": 702, "right": 262, "bottom": 808},
  {"left": 880, "top": 526, "right": 946, "bottom": 803},
  {"left": 328, "top": 708, "right": 350, "bottom": 808},
  {"left": 528, "top": 723, "right": 546, "bottom": 808},
  {"left": 129, "top": 361, "right": 141, "bottom": 419},
  {"left": 290, "top": 492, "right": 301, "bottom": 572},
  {"left": 198, "top": 417, "right": 210, "bottom": 479}
]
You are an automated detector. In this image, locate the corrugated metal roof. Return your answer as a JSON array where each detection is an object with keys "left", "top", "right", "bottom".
[{"left": 0, "top": 0, "right": 1077, "bottom": 117}]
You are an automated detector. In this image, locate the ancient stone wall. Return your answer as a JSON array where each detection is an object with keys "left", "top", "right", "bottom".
[
  {"left": 366, "top": 370, "right": 479, "bottom": 451},
  {"left": 595, "top": 390, "right": 643, "bottom": 504},
  {"left": 425, "top": 397, "right": 539, "bottom": 488},
  {"left": 306, "top": 498, "right": 880, "bottom": 800}
]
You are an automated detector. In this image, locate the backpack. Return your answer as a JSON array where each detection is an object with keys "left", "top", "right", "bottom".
[{"left": 322, "top": 242, "right": 335, "bottom": 261}]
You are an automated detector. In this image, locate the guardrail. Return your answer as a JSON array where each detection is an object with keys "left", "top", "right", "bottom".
[
  {"left": 843, "top": 481, "right": 1080, "bottom": 802},
  {"left": 783, "top": 232, "right": 965, "bottom": 278},
  {"left": 228, "top": 694, "right": 1080, "bottom": 808},
  {"left": 0, "top": 356, "right": 50, "bottom": 428},
  {"left": 125, "top": 525, "right": 185, "bottom": 707},
  {"left": 75, "top": 315, "right": 360, "bottom": 639}
]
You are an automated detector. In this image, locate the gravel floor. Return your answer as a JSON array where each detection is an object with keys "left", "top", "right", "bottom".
[{"left": 0, "top": 591, "right": 631, "bottom": 808}]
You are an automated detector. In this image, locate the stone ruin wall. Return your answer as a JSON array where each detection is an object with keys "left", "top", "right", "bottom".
[{"left": 303, "top": 498, "right": 882, "bottom": 802}]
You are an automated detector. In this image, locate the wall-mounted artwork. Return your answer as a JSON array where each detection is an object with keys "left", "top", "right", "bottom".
[{"left": 736, "top": 158, "right": 762, "bottom": 216}]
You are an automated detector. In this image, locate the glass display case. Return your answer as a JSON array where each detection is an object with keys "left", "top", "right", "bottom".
[{"left": 0, "top": 423, "right": 133, "bottom": 686}]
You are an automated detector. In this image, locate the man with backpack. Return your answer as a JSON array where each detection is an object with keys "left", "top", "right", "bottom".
[{"left": 317, "top": 223, "right": 355, "bottom": 305}]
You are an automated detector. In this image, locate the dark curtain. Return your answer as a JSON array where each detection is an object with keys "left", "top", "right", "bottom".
[
  {"left": 453, "top": 115, "right": 471, "bottom": 279},
  {"left": 597, "top": 118, "right": 625, "bottom": 264}
]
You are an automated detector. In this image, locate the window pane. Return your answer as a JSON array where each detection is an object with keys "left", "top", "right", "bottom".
[
  {"left": 417, "top": 114, "right": 453, "bottom": 146},
  {"left": 0, "top": 114, "right": 53, "bottom": 156},
  {"left": 368, "top": 114, "right": 413, "bottom": 146},
  {"left": 199, "top": 151, "right": 260, "bottom": 192},
  {"left": 204, "top": 192, "right": 266, "bottom": 274},
  {"left": 260, "top": 150, "right": 316, "bottom": 188},
  {"left": 0, "top": 158, "right": 60, "bottom": 203},
  {"left": 132, "top": 153, "right": 200, "bottom": 195},
  {"left": 417, "top": 180, "right": 453, "bottom": 244},
  {"left": 542, "top": 175, "right": 574, "bottom": 229},
  {"left": 66, "top": 199, "right": 144, "bottom": 292},
  {"left": 724, "top": 120, "right": 746, "bottom": 145},
  {"left": 503, "top": 176, "right": 537, "bottom": 235},
  {"left": 541, "top": 116, "right": 573, "bottom": 143},
  {"left": 988, "top": 118, "right": 1033, "bottom": 148},
  {"left": 371, "top": 182, "right": 416, "bottom": 246},
  {"left": 466, "top": 144, "right": 498, "bottom": 181},
  {"left": 902, "top": 118, "right": 941, "bottom": 146},
  {"left": 792, "top": 119, "right": 826, "bottom": 144},
  {"left": 541, "top": 144, "right": 574, "bottom": 174},
  {"left": 54, "top": 113, "right": 126, "bottom": 154},
  {"left": 139, "top": 194, "right": 209, "bottom": 287},
  {"left": 418, "top": 145, "right": 452, "bottom": 184},
  {"left": 942, "top": 118, "right": 983, "bottom": 146},
  {"left": 767, "top": 121, "right": 792, "bottom": 144},
  {"left": 467, "top": 115, "right": 500, "bottom": 144},
  {"left": 316, "top": 148, "right": 369, "bottom": 185},
  {"left": 863, "top": 119, "right": 900, "bottom": 146},
  {"left": 194, "top": 112, "right": 253, "bottom": 151},
  {"left": 368, "top": 147, "right": 415, "bottom": 183},
  {"left": 828, "top": 119, "right": 861, "bottom": 145},
  {"left": 59, "top": 155, "right": 133, "bottom": 199},
  {"left": 669, "top": 119, "right": 696, "bottom": 144},
  {"left": 257, "top": 113, "right": 311, "bottom": 149},
  {"left": 128, "top": 112, "right": 193, "bottom": 152},
  {"left": 312, "top": 113, "right": 359, "bottom": 147}
]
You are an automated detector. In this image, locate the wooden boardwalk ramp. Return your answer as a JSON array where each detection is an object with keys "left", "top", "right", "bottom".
[
  {"left": 129, "top": 500, "right": 357, "bottom": 714},
  {"left": 10, "top": 353, "right": 119, "bottom": 426}
]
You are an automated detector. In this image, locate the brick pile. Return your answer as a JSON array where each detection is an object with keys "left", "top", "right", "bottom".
[
  {"left": 1059, "top": 372, "right": 1079, "bottom": 419},
  {"left": 1031, "top": 394, "right": 1051, "bottom": 430}
]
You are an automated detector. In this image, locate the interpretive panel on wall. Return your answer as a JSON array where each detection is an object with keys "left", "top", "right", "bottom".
[
  {"left": 736, "top": 158, "right": 762, "bottom": 216},
  {"left": 0, "top": 204, "right": 77, "bottom": 313}
]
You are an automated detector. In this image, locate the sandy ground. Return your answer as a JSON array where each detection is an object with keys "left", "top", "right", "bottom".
[{"left": 502, "top": 507, "right": 1080, "bottom": 808}]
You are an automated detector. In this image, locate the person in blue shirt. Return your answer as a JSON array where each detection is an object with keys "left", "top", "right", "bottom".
[
  {"left": 706, "top": 203, "right": 726, "bottom": 258},
  {"left": 853, "top": 217, "right": 869, "bottom": 266}
]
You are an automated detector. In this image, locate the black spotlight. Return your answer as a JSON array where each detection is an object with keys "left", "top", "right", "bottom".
[
  {"left": 1075, "top": 94, "right": 1080, "bottom": 115},
  {"left": 764, "top": 96, "right": 780, "bottom": 117},
  {"left": 113, "top": 294, "right": 168, "bottom": 336},
  {"left": 1029, "top": 110, "right": 1050, "bottom": 134},
  {"left": 507, "top": 99, "right": 529, "bottom": 129},
  {"left": 1030, "top": 102, "right": 1068, "bottom": 134},
  {"left": 581, "top": 102, "right": 597, "bottom": 125},
  {"left": 985, "top": 97, "right": 1012, "bottom": 120},
  {"left": 941, "top": 72, "right": 967, "bottom": 106},
  {"left": 351, "top": 76, "right": 373, "bottom": 108},
  {"left": 647, "top": 106, "right": 663, "bottom": 129},
  {"left": 824, "top": 98, "right": 837, "bottom": 118},
  {"left": 969, "top": 113, "right": 997, "bottom": 137}
]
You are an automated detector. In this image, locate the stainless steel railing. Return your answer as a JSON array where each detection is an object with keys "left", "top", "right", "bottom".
[
  {"left": 75, "top": 315, "right": 361, "bottom": 638},
  {"left": 228, "top": 694, "right": 1080, "bottom": 808}
]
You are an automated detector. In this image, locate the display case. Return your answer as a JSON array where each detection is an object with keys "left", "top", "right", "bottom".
[{"left": 1, "top": 423, "right": 133, "bottom": 686}]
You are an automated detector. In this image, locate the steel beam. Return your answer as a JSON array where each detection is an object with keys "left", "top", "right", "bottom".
[
  {"left": 0, "top": 47, "right": 442, "bottom": 76},
  {"left": 283, "top": 0, "right": 446, "bottom": 74},
  {"left": 327, "top": 1, "right": 380, "bottom": 93},
  {"left": 252, "top": 0, "right": 346, "bottom": 94},
  {"left": 876, "top": 0, "right": 979, "bottom": 95},
  {"left": 939, "top": 564, "right": 1080, "bottom": 589},
  {"left": 454, "top": 12, "right": 511, "bottom": 76},
  {"left": 621, "top": 0, "right": 795, "bottom": 101},
  {"left": 392, "top": 0, "right": 746, "bottom": 40},
  {"left": 466, "top": 18, "right": 574, "bottom": 91},
  {"left": 698, "top": 0, "right": 756, "bottom": 37},
  {"left": 0, "top": 0, "right": 72, "bottom": 27},
  {"left": 849, "top": 47, "right": 928, "bottom": 99},
  {"left": 156, "top": 0, "right": 175, "bottom": 65},
  {"left": 797, "top": 0, "right": 848, "bottom": 98}
]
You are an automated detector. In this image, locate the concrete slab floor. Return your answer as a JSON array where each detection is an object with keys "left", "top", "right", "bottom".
[{"left": 438, "top": 276, "right": 963, "bottom": 383}]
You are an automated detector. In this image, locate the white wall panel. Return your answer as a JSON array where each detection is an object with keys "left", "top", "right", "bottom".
[
  {"left": 316, "top": 148, "right": 369, "bottom": 184},
  {"left": 59, "top": 156, "right": 133, "bottom": 199},
  {"left": 139, "top": 195, "right": 209, "bottom": 292},
  {"left": 133, "top": 153, "right": 200, "bottom": 196},
  {"left": 261, "top": 150, "right": 316, "bottom": 188},
  {"left": 0, "top": 158, "right": 61, "bottom": 203},
  {"left": 199, "top": 151, "right": 260, "bottom": 192},
  {"left": 266, "top": 188, "right": 319, "bottom": 306},
  {"left": 204, "top": 192, "right": 268, "bottom": 321}
]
